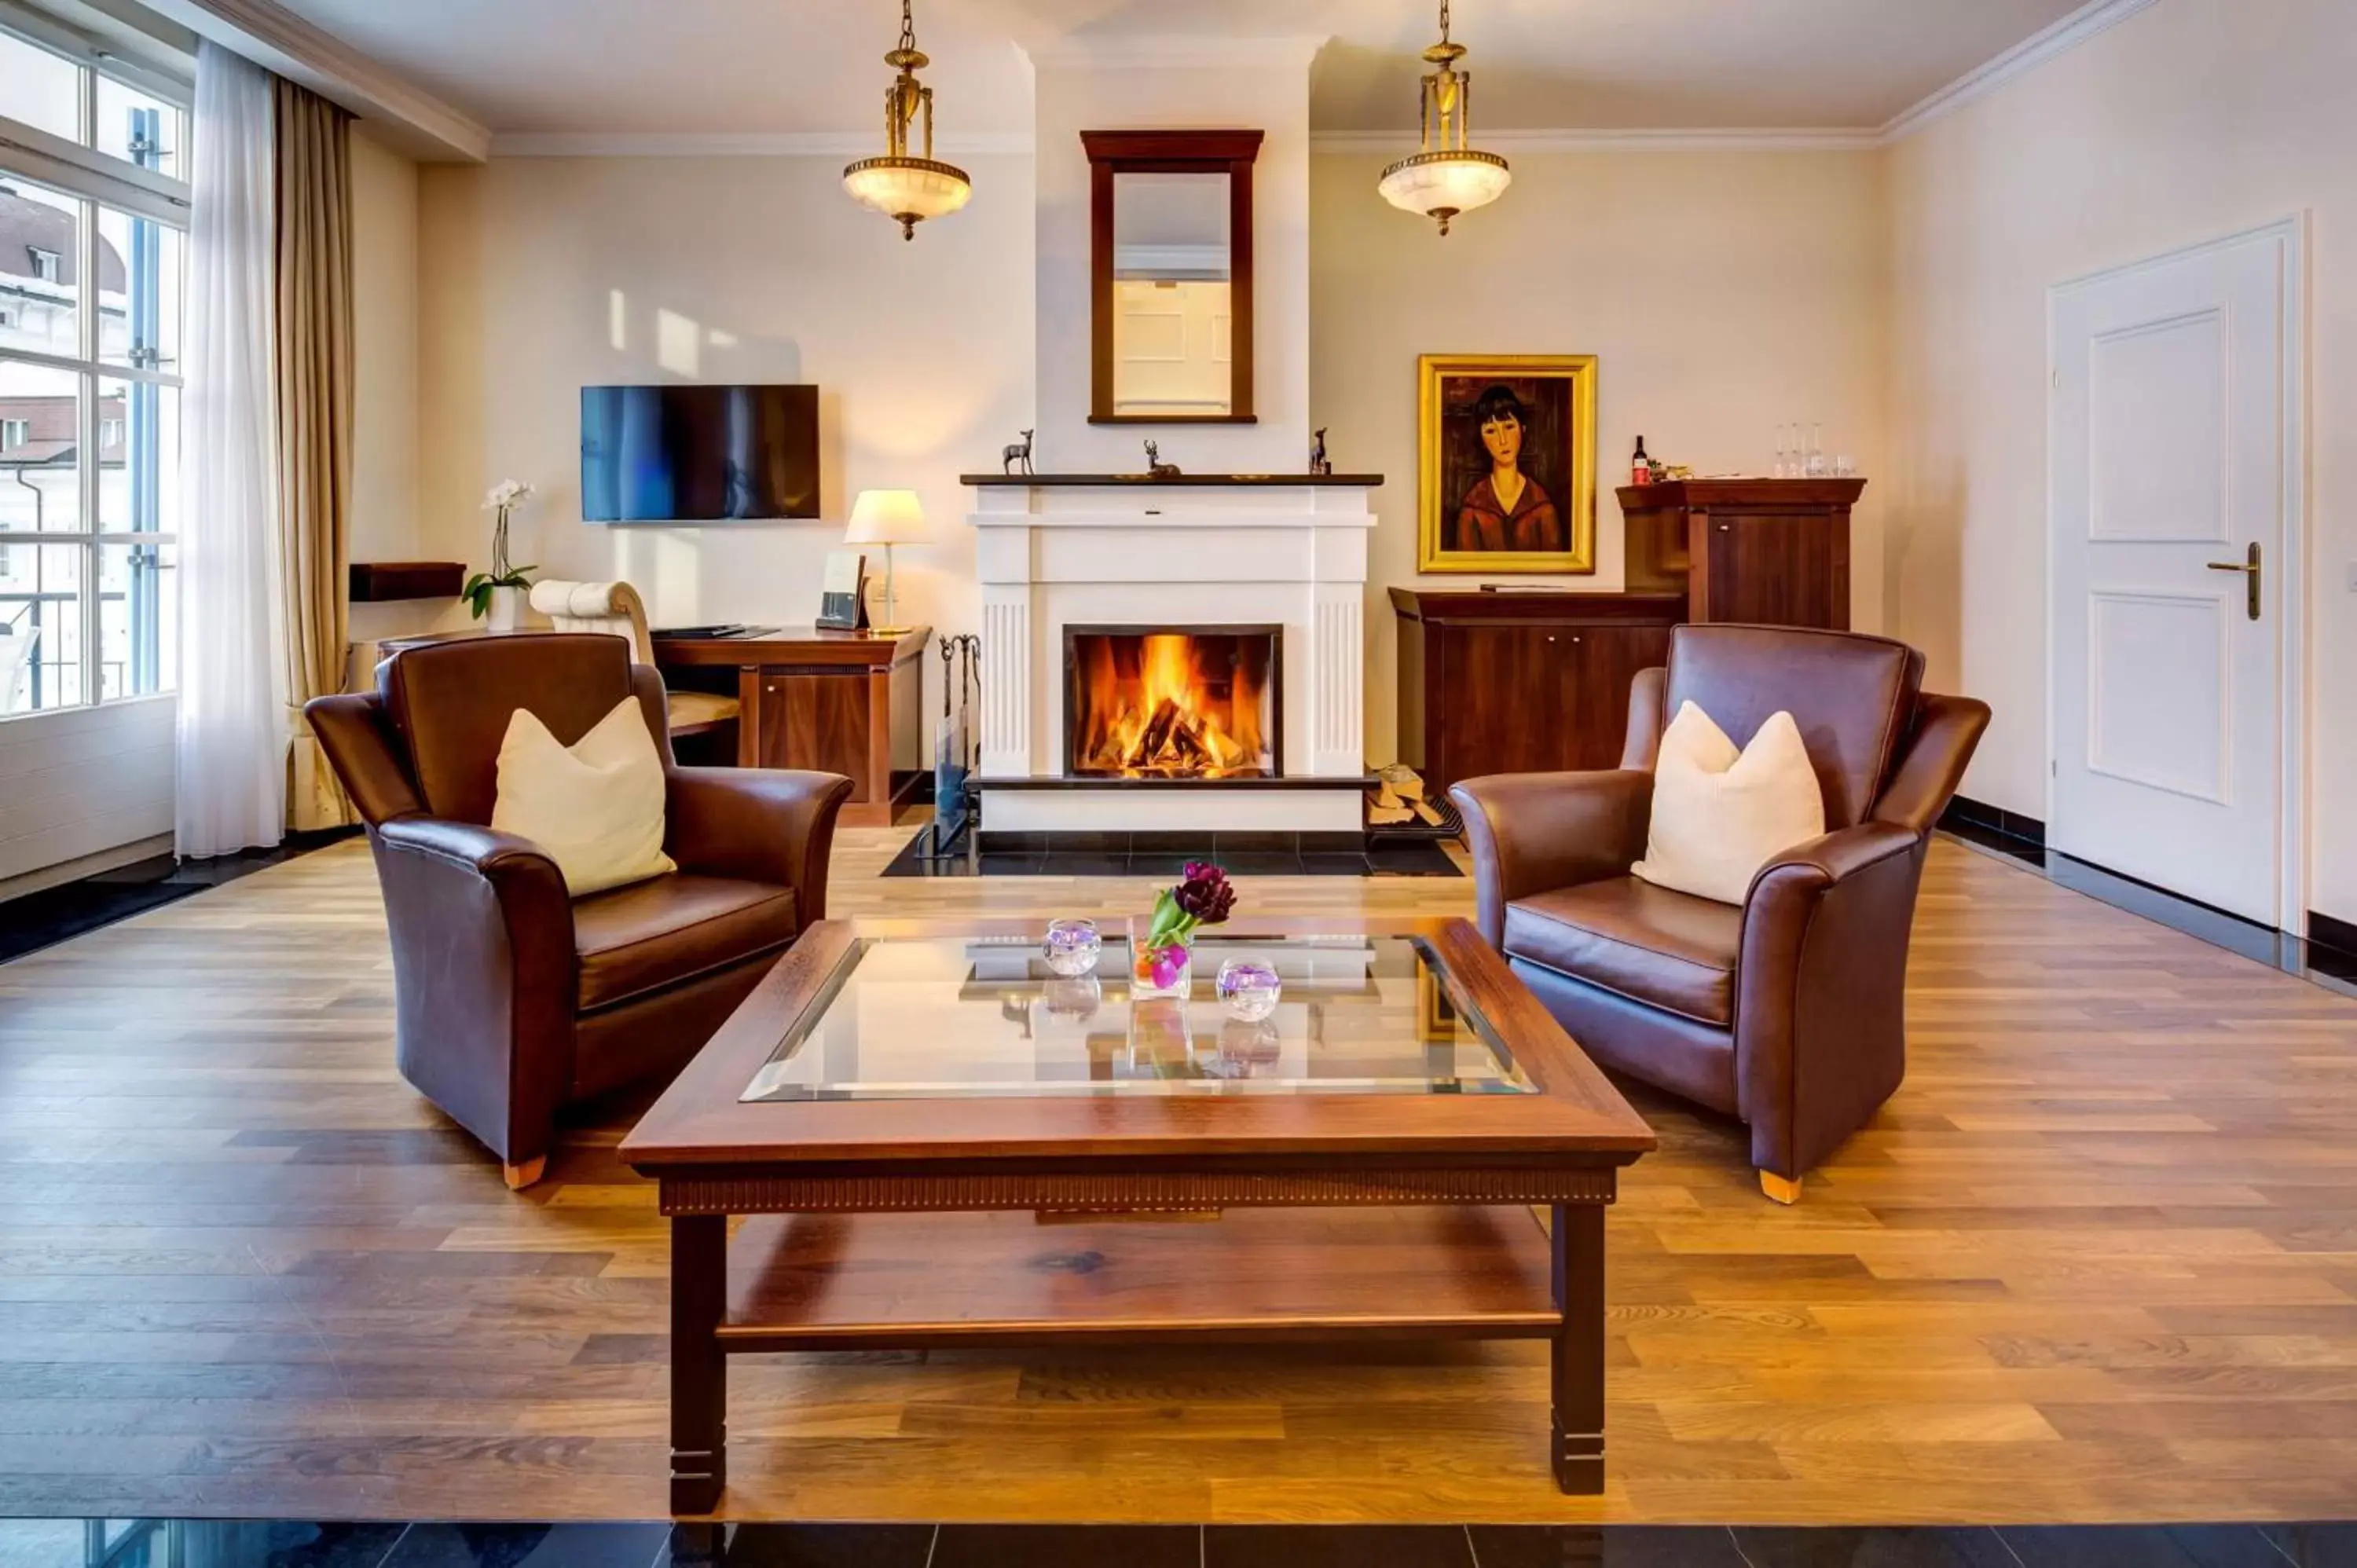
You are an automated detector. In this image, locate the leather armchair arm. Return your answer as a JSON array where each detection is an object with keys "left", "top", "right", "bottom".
[
  {"left": 1735, "top": 819, "right": 1927, "bottom": 1180},
  {"left": 306, "top": 691, "right": 423, "bottom": 826},
  {"left": 665, "top": 768, "right": 855, "bottom": 923},
  {"left": 1448, "top": 770, "right": 1654, "bottom": 947},
  {"left": 371, "top": 817, "right": 577, "bottom": 1168}
]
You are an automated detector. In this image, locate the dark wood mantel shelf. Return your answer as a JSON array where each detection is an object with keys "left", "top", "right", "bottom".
[{"left": 961, "top": 473, "right": 1384, "bottom": 488}]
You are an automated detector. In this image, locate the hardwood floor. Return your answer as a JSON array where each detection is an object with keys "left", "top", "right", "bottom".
[{"left": 3, "top": 826, "right": 2357, "bottom": 1523}]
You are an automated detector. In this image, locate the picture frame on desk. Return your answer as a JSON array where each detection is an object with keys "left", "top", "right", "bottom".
[
  {"left": 816, "top": 550, "right": 870, "bottom": 631},
  {"left": 1417, "top": 354, "right": 1598, "bottom": 576}
]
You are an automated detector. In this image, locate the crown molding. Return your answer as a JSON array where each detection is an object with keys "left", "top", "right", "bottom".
[
  {"left": 137, "top": 0, "right": 489, "bottom": 159},
  {"left": 1878, "top": 0, "right": 2159, "bottom": 141},
  {"left": 1310, "top": 126, "right": 1882, "bottom": 154},
  {"left": 476, "top": 0, "right": 2156, "bottom": 164},
  {"left": 489, "top": 130, "right": 1034, "bottom": 159},
  {"left": 1022, "top": 35, "right": 1327, "bottom": 71}
]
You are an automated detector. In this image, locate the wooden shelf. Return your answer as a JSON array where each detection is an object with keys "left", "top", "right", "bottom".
[{"left": 718, "top": 1205, "right": 1559, "bottom": 1350}]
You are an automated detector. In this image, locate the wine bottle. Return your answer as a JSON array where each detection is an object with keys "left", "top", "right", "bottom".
[{"left": 1630, "top": 435, "right": 1652, "bottom": 486}]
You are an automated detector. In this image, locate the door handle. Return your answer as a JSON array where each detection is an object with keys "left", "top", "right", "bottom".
[{"left": 2207, "top": 542, "right": 2261, "bottom": 621}]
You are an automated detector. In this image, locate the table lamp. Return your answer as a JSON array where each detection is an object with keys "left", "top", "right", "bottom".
[{"left": 844, "top": 489, "right": 930, "bottom": 636}]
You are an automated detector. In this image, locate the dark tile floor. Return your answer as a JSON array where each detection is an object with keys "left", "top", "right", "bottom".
[
  {"left": 882, "top": 832, "right": 1461, "bottom": 879},
  {"left": 16, "top": 1522, "right": 2355, "bottom": 1568}
]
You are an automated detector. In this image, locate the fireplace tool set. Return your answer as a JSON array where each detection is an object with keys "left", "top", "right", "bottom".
[{"left": 907, "top": 632, "right": 981, "bottom": 865}]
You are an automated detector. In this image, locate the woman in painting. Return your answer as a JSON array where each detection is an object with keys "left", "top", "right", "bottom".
[{"left": 1453, "top": 385, "right": 1563, "bottom": 554}]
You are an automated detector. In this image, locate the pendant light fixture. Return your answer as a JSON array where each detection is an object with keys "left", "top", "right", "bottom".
[
  {"left": 1377, "top": 0, "right": 1510, "bottom": 236},
  {"left": 842, "top": 0, "right": 972, "bottom": 240}
]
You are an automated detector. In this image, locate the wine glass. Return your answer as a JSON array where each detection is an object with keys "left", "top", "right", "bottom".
[
  {"left": 1772, "top": 425, "right": 1790, "bottom": 479},
  {"left": 1805, "top": 423, "right": 1825, "bottom": 478}
]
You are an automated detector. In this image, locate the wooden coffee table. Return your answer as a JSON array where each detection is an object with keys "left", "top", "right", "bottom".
[{"left": 620, "top": 917, "right": 1655, "bottom": 1514}]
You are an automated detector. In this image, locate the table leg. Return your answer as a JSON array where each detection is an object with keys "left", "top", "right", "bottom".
[
  {"left": 1550, "top": 1202, "right": 1605, "bottom": 1494},
  {"left": 670, "top": 1213, "right": 728, "bottom": 1515}
]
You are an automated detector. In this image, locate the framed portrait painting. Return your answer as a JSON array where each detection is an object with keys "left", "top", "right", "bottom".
[{"left": 1417, "top": 354, "right": 1597, "bottom": 574}]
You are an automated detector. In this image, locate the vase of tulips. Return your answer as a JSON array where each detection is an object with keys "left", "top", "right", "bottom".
[{"left": 1131, "top": 861, "right": 1236, "bottom": 1001}]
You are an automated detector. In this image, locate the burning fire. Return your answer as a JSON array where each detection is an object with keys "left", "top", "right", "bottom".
[{"left": 1072, "top": 632, "right": 1273, "bottom": 779}]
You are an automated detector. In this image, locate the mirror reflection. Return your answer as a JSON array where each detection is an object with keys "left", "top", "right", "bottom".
[{"left": 1111, "top": 171, "right": 1233, "bottom": 416}]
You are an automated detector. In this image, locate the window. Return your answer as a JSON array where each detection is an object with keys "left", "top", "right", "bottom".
[{"left": 0, "top": 26, "right": 186, "bottom": 716}]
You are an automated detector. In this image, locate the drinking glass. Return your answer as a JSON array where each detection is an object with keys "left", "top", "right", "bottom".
[
  {"left": 1215, "top": 958, "right": 1283, "bottom": 1021},
  {"left": 1042, "top": 918, "right": 1102, "bottom": 977}
]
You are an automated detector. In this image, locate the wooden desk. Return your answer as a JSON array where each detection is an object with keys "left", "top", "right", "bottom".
[{"left": 654, "top": 626, "right": 930, "bottom": 828}]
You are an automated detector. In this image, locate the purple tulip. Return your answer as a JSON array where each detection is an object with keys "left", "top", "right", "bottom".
[{"left": 1173, "top": 862, "right": 1237, "bottom": 926}]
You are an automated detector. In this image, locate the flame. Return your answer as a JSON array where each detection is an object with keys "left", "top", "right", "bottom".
[{"left": 1072, "top": 632, "right": 1273, "bottom": 779}]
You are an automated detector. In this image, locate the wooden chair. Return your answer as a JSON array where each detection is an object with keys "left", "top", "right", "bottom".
[{"left": 527, "top": 581, "right": 740, "bottom": 738}]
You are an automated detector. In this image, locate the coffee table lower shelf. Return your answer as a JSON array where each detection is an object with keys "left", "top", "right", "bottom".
[{"left": 665, "top": 1202, "right": 1606, "bottom": 1513}]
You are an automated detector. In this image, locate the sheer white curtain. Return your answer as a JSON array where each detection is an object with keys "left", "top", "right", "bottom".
[{"left": 176, "top": 41, "right": 284, "bottom": 857}]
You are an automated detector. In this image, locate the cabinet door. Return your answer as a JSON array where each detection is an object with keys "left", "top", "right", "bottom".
[
  {"left": 1698, "top": 511, "right": 1846, "bottom": 628},
  {"left": 1437, "top": 622, "right": 1675, "bottom": 786},
  {"left": 759, "top": 672, "right": 871, "bottom": 800},
  {"left": 1566, "top": 624, "right": 1676, "bottom": 768},
  {"left": 1439, "top": 626, "right": 1572, "bottom": 786}
]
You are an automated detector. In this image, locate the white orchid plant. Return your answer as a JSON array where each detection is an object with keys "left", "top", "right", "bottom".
[{"left": 467, "top": 480, "right": 537, "bottom": 619}]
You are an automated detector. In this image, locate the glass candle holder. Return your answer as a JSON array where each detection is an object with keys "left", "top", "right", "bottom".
[
  {"left": 1215, "top": 958, "right": 1283, "bottom": 1021},
  {"left": 1042, "top": 918, "right": 1102, "bottom": 977}
]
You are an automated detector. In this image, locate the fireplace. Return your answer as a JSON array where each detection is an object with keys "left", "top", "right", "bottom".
[{"left": 1065, "top": 625, "right": 1281, "bottom": 780}]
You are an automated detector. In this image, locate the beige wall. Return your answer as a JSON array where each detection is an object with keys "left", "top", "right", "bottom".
[
  {"left": 1034, "top": 53, "right": 1311, "bottom": 474},
  {"left": 1312, "top": 148, "right": 1889, "bottom": 764},
  {"left": 415, "top": 153, "right": 1036, "bottom": 645},
  {"left": 1883, "top": 0, "right": 2357, "bottom": 921}
]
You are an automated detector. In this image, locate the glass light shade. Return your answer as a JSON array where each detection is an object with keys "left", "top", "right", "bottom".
[
  {"left": 843, "top": 157, "right": 973, "bottom": 231},
  {"left": 1377, "top": 150, "right": 1511, "bottom": 233},
  {"left": 845, "top": 488, "right": 930, "bottom": 545}
]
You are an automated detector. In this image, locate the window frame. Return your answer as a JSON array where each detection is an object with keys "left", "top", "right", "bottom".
[{"left": 0, "top": 16, "right": 189, "bottom": 716}]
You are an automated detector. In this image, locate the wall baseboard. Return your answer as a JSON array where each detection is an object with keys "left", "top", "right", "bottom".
[
  {"left": 1940, "top": 794, "right": 2047, "bottom": 849},
  {"left": 0, "top": 833, "right": 174, "bottom": 905}
]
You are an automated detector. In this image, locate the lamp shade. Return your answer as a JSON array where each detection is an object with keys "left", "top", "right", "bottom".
[{"left": 845, "top": 489, "right": 931, "bottom": 545}]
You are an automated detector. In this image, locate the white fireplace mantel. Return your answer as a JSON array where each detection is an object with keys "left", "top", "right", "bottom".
[{"left": 966, "top": 477, "right": 1379, "bottom": 834}]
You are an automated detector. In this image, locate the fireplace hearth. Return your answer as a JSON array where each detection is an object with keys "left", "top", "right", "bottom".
[{"left": 1065, "top": 625, "right": 1281, "bottom": 780}]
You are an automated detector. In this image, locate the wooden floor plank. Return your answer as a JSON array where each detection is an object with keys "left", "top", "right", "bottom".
[{"left": 0, "top": 826, "right": 2354, "bottom": 1521}]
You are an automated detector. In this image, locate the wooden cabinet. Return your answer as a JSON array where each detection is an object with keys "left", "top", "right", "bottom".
[
  {"left": 1619, "top": 478, "right": 1863, "bottom": 630},
  {"left": 654, "top": 626, "right": 929, "bottom": 828},
  {"left": 1391, "top": 589, "right": 1684, "bottom": 795}
]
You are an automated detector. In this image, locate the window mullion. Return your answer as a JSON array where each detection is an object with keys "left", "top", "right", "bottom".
[{"left": 77, "top": 185, "right": 99, "bottom": 706}]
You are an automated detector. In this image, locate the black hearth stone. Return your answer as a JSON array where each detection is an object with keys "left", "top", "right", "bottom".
[{"left": 879, "top": 830, "right": 1459, "bottom": 880}]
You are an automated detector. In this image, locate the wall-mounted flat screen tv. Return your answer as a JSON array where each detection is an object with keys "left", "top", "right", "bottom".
[{"left": 580, "top": 384, "right": 819, "bottom": 522}]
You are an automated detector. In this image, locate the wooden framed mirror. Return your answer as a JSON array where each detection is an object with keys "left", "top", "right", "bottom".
[{"left": 1082, "top": 129, "right": 1263, "bottom": 424}]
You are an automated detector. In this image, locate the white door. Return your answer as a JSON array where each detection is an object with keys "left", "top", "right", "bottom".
[{"left": 2050, "top": 221, "right": 2301, "bottom": 926}]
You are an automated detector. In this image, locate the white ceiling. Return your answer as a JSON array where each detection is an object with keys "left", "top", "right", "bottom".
[{"left": 268, "top": 0, "right": 2098, "bottom": 139}]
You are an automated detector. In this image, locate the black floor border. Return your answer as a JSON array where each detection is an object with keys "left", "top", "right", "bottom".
[
  {"left": 0, "top": 826, "right": 360, "bottom": 965},
  {"left": 1939, "top": 821, "right": 2357, "bottom": 998}
]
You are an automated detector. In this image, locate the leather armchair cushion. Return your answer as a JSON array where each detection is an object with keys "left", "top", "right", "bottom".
[
  {"left": 574, "top": 874, "right": 797, "bottom": 1013},
  {"left": 1503, "top": 877, "right": 1742, "bottom": 1027}
]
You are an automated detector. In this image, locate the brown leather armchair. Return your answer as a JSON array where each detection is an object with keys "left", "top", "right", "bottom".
[
  {"left": 1450, "top": 625, "right": 1989, "bottom": 1202},
  {"left": 306, "top": 634, "right": 852, "bottom": 1189}
]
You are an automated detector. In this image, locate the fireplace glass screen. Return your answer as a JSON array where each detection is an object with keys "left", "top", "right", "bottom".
[{"left": 1066, "top": 626, "right": 1280, "bottom": 779}]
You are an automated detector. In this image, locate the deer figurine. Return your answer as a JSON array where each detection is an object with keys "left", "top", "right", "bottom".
[
  {"left": 1001, "top": 429, "right": 1034, "bottom": 475},
  {"left": 1144, "top": 440, "right": 1182, "bottom": 480}
]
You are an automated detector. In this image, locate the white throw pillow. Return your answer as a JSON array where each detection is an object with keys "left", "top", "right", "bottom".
[
  {"left": 1631, "top": 701, "right": 1826, "bottom": 906},
  {"left": 490, "top": 696, "right": 676, "bottom": 897}
]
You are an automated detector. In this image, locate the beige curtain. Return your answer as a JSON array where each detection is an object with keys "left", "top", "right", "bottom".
[{"left": 273, "top": 77, "right": 355, "bottom": 830}]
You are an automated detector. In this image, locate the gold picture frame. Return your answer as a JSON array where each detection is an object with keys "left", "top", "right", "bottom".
[{"left": 1417, "top": 353, "right": 1598, "bottom": 574}]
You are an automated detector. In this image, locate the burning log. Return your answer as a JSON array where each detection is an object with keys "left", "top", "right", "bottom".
[{"left": 1135, "top": 698, "right": 1184, "bottom": 762}]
